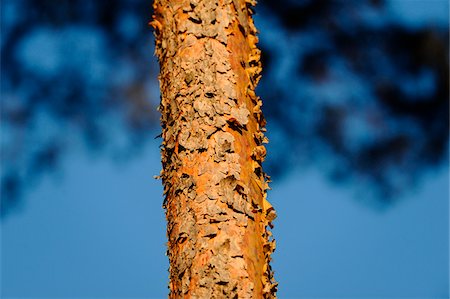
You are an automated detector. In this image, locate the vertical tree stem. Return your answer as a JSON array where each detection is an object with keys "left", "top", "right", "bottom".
[{"left": 151, "top": 0, "right": 277, "bottom": 297}]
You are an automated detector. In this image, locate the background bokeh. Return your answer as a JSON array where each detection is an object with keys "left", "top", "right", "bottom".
[{"left": 1, "top": 0, "right": 448, "bottom": 298}]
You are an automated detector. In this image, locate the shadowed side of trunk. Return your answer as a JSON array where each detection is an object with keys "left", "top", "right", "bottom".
[{"left": 151, "top": 0, "right": 277, "bottom": 297}]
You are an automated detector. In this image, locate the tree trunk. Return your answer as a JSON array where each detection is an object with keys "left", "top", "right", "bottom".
[{"left": 151, "top": 0, "right": 277, "bottom": 297}]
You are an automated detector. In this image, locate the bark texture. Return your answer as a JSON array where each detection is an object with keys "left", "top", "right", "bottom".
[{"left": 151, "top": 0, "right": 276, "bottom": 297}]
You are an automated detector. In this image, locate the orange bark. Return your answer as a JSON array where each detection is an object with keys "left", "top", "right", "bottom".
[{"left": 151, "top": 0, "right": 276, "bottom": 297}]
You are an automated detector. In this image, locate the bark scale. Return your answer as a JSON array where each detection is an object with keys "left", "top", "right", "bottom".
[{"left": 151, "top": 0, "right": 276, "bottom": 297}]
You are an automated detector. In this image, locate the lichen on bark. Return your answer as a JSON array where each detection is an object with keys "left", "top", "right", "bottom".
[{"left": 151, "top": 0, "right": 277, "bottom": 297}]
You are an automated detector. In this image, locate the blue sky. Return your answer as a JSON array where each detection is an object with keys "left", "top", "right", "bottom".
[{"left": 1, "top": 135, "right": 448, "bottom": 298}]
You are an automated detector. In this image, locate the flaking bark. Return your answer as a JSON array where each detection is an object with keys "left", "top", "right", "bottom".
[{"left": 151, "top": 0, "right": 276, "bottom": 297}]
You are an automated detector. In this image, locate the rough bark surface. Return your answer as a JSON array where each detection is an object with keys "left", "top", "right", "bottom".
[{"left": 151, "top": 0, "right": 276, "bottom": 297}]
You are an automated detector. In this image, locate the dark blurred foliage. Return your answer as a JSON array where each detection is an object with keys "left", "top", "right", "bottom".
[
  {"left": 1, "top": 0, "right": 448, "bottom": 217},
  {"left": 1, "top": 0, "right": 159, "bottom": 216},
  {"left": 257, "top": 0, "right": 449, "bottom": 203}
]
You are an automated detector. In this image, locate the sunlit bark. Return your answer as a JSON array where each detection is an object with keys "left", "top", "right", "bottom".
[{"left": 151, "top": 0, "right": 276, "bottom": 297}]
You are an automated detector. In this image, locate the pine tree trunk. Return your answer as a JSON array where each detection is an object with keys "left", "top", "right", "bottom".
[{"left": 151, "top": 0, "right": 277, "bottom": 297}]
